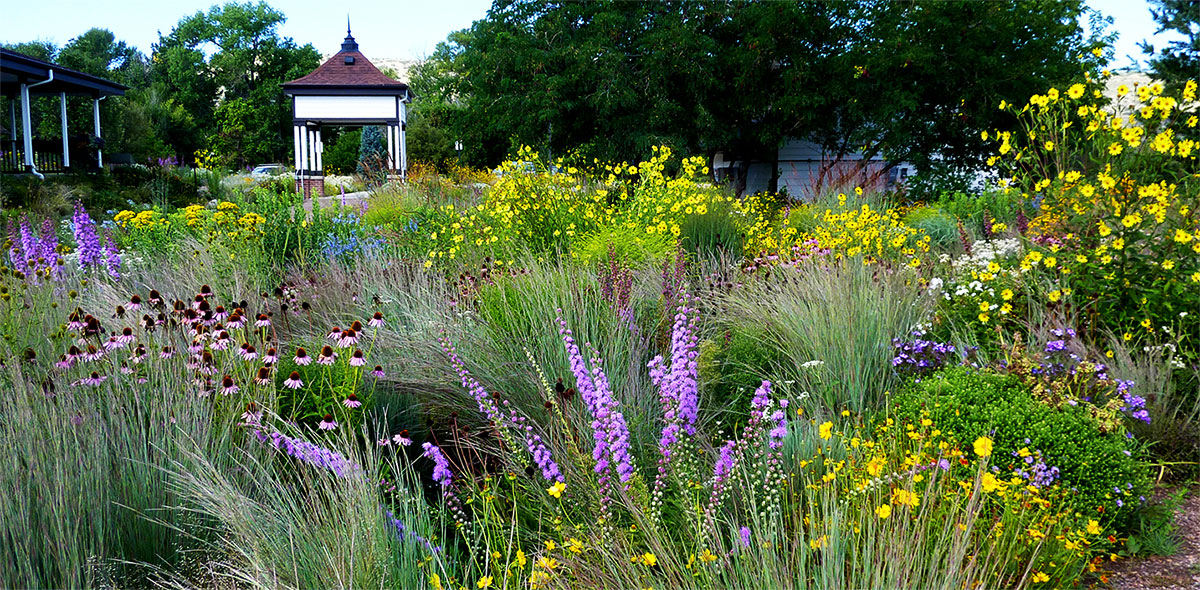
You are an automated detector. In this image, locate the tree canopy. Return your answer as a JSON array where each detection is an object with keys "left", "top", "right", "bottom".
[{"left": 420, "top": 0, "right": 1108, "bottom": 184}]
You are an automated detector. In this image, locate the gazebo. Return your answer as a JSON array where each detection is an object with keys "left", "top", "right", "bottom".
[
  {"left": 283, "top": 27, "right": 412, "bottom": 197},
  {"left": 1, "top": 48, "right": 127, "bottom": 176}
]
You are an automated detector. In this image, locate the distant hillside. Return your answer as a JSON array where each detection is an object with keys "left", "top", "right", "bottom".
[{"left": 322, "top": 54, "right": 417, "bottom": 83}]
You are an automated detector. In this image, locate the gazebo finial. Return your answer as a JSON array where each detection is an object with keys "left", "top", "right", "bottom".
[{"left": 341, "top": 18, "right": 359, "bottom": 53}]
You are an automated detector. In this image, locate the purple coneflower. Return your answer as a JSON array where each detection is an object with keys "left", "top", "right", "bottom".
[
  {"left": 254, "top": 366, "right": 272, "bottom": 385},
  {"left": 220, "top": 375, "right": 239, "bottom": 395},
  {"left": 240, "top": 345, "right": 258, "bottom": 361},
  {"left": 349, "top": 349, "right": 366, "bottom": 366},
  {"left": 283, "top": 371, "right": 304, "bottom": 389},
  {"left": 294, "top": 347, "right": 312, "bottom": 365},
  {"left": 393, "top": 430, "right": 413, "bottom": 446},
  {"left": 255, "top": 313, "right": 270, "bottom": 328},
  {"left": 338, "top": 328, "right": 359, "bottom": 348},
  {"left": 54, "top": 355, "right": 73, "bottom": 369},
  {"left": 148, "top": 290, "right": 163, "bottom": 306},
  {"left": 327, "top": 326, "right": 342, "bottom": 341},
  {"left": 226, "top": 314, "right": 245, "bottom": 329},
  {"left": 83, "top": 345, "right": 103, "bottom": 362},
  {"left": 263, "top": 347, "right": 278, "bottom": 364},
  {"left": 342, "top": 393, "right": 362, "bottom": 408},
  {"left": 369, "top": 311, "right": 385, "bottom": 328},
  {"left": 371, "top": 365, "right": 385, "bottom": 378},
  {"left": 187, "top": 340, "right": 203, "bottom": 354},
  {"left": 319, "top": 414, "right": 338, "bottom": 431},
  {"left": 103, "top": 336, "right": 124, "bottom": 351},
  {"left": 128, "top": 294, "right": 142, "bottom": 311},
  {"left": 317, "top": 346, "right": 336, "bottom": 365},
  {"left": 130, "top": 345, "right": 147, "bottom": 363},
  {"left": 81, "top": 371, "right": 107, "bottom": 386},
  {"left": 211, "top": 332, "right": 231, "bottom": 351},
  {"left": 241, "top": 402, "right": 263, "bottom": 425}
]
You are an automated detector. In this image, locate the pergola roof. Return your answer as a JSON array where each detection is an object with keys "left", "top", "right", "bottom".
[
  {"left": 0, "top": 48, "right": 127, "bottom": 98},
  {"left": 283, "top": 30, "right": 410, "bottom": 99}
]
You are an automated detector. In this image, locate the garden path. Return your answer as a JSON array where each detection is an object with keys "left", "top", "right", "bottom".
[
  {"left": 1108, "top": 485, "right": 1200, "bottom": 590},
  {"left": 302, "top": 190, "right": 370, "bottom": 213}
]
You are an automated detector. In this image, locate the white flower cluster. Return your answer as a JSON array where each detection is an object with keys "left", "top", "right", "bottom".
[{"left": 950, "top": 238, "right": 1022, "bottom": 272}]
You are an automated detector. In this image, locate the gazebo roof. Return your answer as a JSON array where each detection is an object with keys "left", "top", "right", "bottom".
[
  {"left": 0, "top": 48, "right": 127, "bottom": 98},
  {"left": 283, "top": 28, "right": 410, "bottom": 98}
]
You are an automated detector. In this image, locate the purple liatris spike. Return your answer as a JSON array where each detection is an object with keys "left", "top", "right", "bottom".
[
  {"left": 557, "top": 313, "right": 636, "bottom": 484},
  {"left": 422, "top": 442, "right": 454, "bottom": 489},
  {"left": 527, "top": 434, "right": 564, "bottom": 483},
  {"left": 255, "top": 430, "right": 360, "bottom": 478},
  {"left": 72, "top": 201, "right": 102, "bottom": 269},
  {"left": 102, "top": 229, "right": 121, "bottom": 280},
  {"left": 40, "top": 217, "right": 59, "bottom": 274}
]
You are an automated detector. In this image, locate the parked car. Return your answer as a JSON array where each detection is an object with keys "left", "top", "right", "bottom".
[{"left": 250, "top": 164, "right": 285, "bottom": 178}]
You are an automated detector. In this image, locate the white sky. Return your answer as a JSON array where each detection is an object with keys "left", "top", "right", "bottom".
[{"left": 0, "top": 0, "right": 1188, "bottom": 67}]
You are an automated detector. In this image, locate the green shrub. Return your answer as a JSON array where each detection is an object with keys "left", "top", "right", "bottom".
[
  {"left": 678, "top": 197, "right": 747, "bottom": 258},
  {"left": 893, "top": 367, "right": 1150, "bottom": 532},
  {"left": 903, "top": 206, "right": 960, "bottom": 250},
  {"left": 697, "top": 326, "right": 786, "bottom": 413},
  {"left": 573, "top": 223, "right": 673, "bottom": 266}
]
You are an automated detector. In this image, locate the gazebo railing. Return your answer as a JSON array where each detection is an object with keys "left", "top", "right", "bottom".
[{"left": 1, "top": 140, "right": 69, "bottom": 174}]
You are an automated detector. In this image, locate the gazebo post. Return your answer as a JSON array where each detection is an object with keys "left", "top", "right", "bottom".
[
  {"left": 93, "top": 97, "right": 103, "bottom": 168},
  {"left": 293, "top": 124, "right": 302, "bottom": 193},
  {"left": 20, "top": 83, "right": 34, "bottom": 172},
  {"left": 60, "top": 92, "right": 70, "bottom": 169}
]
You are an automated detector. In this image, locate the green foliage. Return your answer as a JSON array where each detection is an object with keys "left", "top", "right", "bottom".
[
  {"left": 573, "top": 224, "right": 673, "bottom": 266},
  {"left": 324, "top": 129, "right": 362, "bottom": 175},
  {"left": 697, "top": 326, "right": 786, "bottom": 412},
  {"left": 678, "top": 197, "right": 747, "bottom": 258},
  {"left": 357, "top": 126, "right": 388, "bottom": 177},
  {"left": 725, "top": 260, "right": 929, "bottom": 413},
  {"left": 894, "top": 367, "right": 1150, "bottom": 532},
  {"left": 1144, "top": 0, "right": 1200, "bottom": 93},
  {"left": 421, "top": 0, "right": 1106, "bottom": 171},
  {"left": 932, "top": 189, "right": 1024, "bottom": 232},
  {"left": 902, "top": 206, "right": 960, "bottom": 251}
]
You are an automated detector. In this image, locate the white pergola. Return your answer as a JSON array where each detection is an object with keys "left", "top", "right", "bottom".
[
  {"left": 1, "top": 48, "right": 126, "bottom": 176},
  {"left": 282, "top": 28, "right": 411, "bottom": 197}
]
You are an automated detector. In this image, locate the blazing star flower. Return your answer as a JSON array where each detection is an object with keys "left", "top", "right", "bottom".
[
  {"left": 255, "top": 430, "right": 359, "bottom": 478},
  {"left": 369, "top": 311, "right": 385, "bottom": 328},
  {"left": 283, "top": 371, "right": 304, "bottom": 389},
  {"left": 422, "top": 442, "right": 454, "bottom": 488},
  {"left": 293, "top": 347, "right": 312, "bottom": 365},
  {"left": 319, "top": 414, "right": 338, "bottom": 431},
  {"left": 220, "top": 375, "right": 239, "bottom": 396},
  {"left": 343, "top": 393, "right": 362, "bottom": 408},
  {"left": 349, "top": 349, "right": 366, "bottom": 367},
  {"left": 739, "top": 526, "right": 752, "bottom": 548}
]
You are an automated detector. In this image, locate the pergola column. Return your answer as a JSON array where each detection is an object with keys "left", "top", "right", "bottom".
[
  {"left": 93, "top": 97, "right": 103, "bottom": 168},
  {"left": 20, "top": 82, "right": 34, "bottom": 171},
  {"left": 60, "top": 92, "right": 70, "bottom": 169}
]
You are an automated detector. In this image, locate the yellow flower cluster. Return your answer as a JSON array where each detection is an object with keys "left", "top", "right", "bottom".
[
  {"left": 422, "top": 146, "right": 777, "bottom": 265},
  {"left": 787, "top": 197, "right": 931, "bottom": 265}
]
